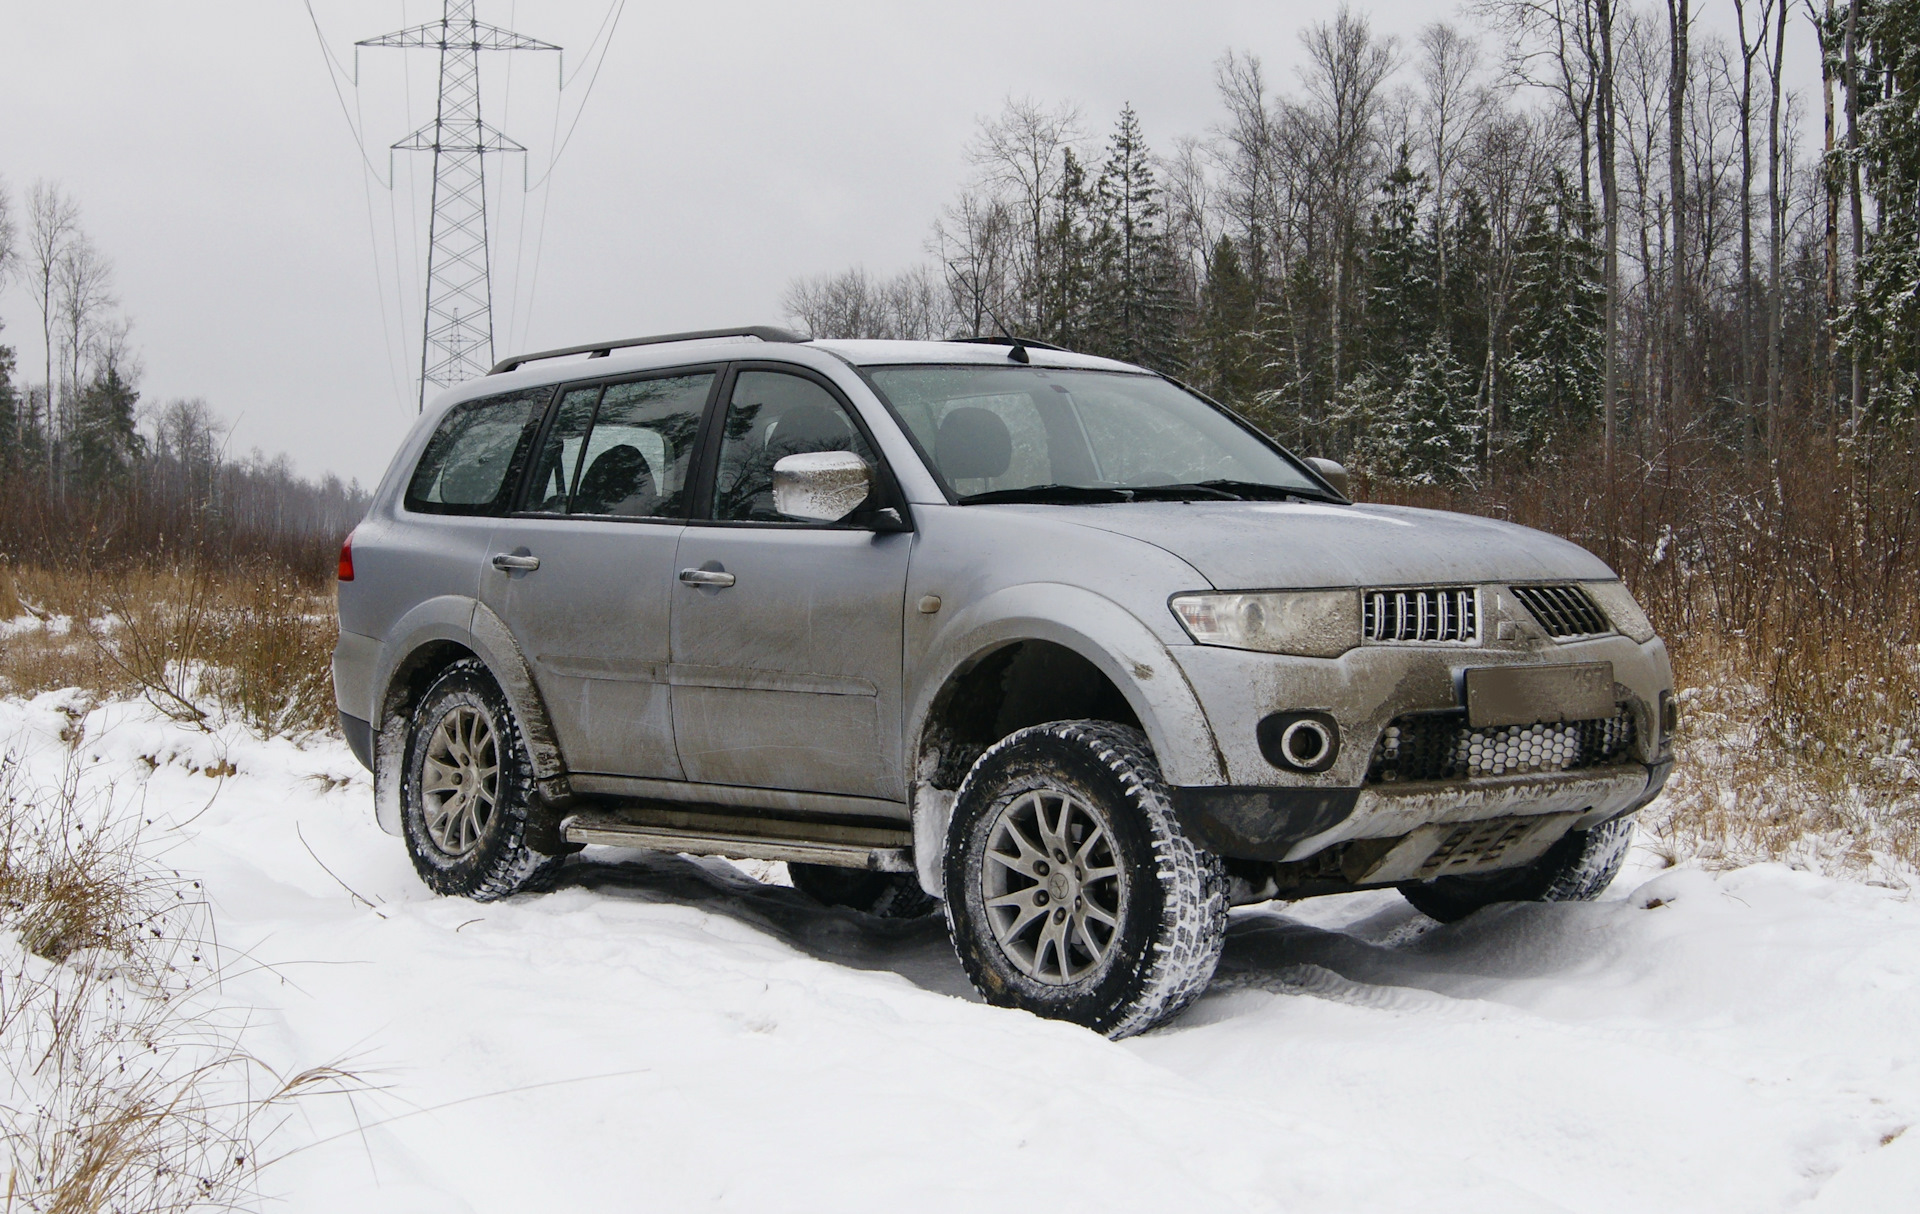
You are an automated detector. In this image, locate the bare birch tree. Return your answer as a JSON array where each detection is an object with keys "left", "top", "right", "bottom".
[
  {"left": 26, "top": 182, "right": 79, "bottom": 446},
  {"left": 968, "top": 97, "right": 1083, "bottom": 329},
  {"left": 1764, "top": 0, "right": 1790, "bottom": 442},
  {"left": 1417, "top": 22, "right": 1491, "bottom": 300}
]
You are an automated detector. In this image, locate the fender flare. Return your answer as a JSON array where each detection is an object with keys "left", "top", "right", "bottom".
[
  {"left": 906, "top": 583, "right": 1225, "bottom": 895},
  {"left": 467, "top": 601, "right": 570, "bottom": 796},
  {"left": 369, "top": 596, "right": 571, "bottom": 835}
]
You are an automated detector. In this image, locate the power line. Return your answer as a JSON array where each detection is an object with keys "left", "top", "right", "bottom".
[
  {"left": 358, "top": 0, "right": 560, "bottom": 408},
  {"left": 527, "top": 0, "right": 626, "bottom": 192},
  {"left": 303, "top": 0, "right": 407, "bottom": 412},
  {"left": 563, "top": 0, "right": 625, "bottom": 89},
  {"left": 302, "top": 0, "right": 391, "bottom": 185}
]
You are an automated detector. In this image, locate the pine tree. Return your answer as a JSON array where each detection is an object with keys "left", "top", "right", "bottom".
[
  {"left": 1360, "top": 146, "right": 1436, "bottom": 375},
  {"left": 0, "top": 337, "right": 18, "bottom": 471},
  {"left": 1443, "top": 189, "right": 1492, "bottom": 372},
  {"left": 70, "top": 362, "right": 142, "bottom": 488},
  {"left": 1504, "top": 175, "right": 1605, "bottom": 455},
  {"left": 1037, "top": 147, "right": 1107, "bottom": 350},
  {"left": 1193, "top": 237, "right": 1261, "bottom": 407},
  {"left": 1838, "top": 0, "right": 1920, "bottom": 421},
  {"left": 1093, "top": 104, "right": 1184, "bottom": 371},
  {"left": 1380, "top": 330, "right": 1483, "bottom": 484}
]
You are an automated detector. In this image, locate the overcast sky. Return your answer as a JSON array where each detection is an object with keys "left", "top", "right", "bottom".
[{"left": 0, "top": 1, "right": 1822, "bottom": 486}]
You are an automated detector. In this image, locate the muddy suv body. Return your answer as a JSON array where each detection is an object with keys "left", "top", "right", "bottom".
[{"left": 334, "top": 329, "right": 1674, "bottom": 1035}]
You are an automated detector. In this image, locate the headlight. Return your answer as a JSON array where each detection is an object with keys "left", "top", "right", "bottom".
[
  {"left": 1585, "top": 581, "right": 1657, "bottom": 643},
  {"left": 1169, "top": 590, "right": 1360, "bottom": 658}
]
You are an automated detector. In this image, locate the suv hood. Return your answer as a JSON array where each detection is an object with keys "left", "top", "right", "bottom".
[{"left": 1040, "top": 500, "right": 1614, "bottom": 589}]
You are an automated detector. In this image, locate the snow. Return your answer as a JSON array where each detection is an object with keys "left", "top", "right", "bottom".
[{"left": 8, "top": 691, "right": 1920, "bottom": 1213}]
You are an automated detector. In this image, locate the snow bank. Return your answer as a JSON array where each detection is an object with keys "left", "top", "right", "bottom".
[{"left": 5, "top": 693, "right": 1919, "bottom": 1212}]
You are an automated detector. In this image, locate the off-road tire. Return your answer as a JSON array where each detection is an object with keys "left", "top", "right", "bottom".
[
  {"left": 401, "top": 658, "right": 567, "bottom": 900},
  {"left": 944, "top": 721, "right": 1229, "bottom": 1039},
  {"left": 787, "top": 863, "right": 939, "bottom": 919},
  {"left": 1400, "top": 815, "right": 1635, "bottom": 924}
]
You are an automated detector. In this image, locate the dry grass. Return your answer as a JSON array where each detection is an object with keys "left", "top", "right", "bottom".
[
  {"left": 0, "top": 565, "right": 336, "bottom": 737},
  {"left": 0, "top": 750, "right": 352, "bottom": 1212}
]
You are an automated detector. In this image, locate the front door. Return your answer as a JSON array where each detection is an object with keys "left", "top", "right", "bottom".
[
  {"left": 483, "top": 368, "right": 719, "bottom": 778},
  {"left": 670, "top": 368, "right": 911, "bottom": 801}
]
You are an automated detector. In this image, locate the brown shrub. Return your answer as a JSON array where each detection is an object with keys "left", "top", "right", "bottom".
[
  {"left": 0, "top": 754, "right": 354, "bottom": 1212},
  {"left": 0, "top": 564, "right": 337, "bottom": 736}
]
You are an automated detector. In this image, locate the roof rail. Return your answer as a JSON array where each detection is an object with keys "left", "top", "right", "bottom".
[
  {"left": 948, "top": 335, "right": 1070, "bottom": 352},
  {"left": 488, "top": 326, "right": 808, "bottom": 375}
]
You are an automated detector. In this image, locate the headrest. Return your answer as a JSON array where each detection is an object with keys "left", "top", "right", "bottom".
[
  {"left": 936, "top": 407, "right": 1013, "bottom": 481},
  {"left": 575, "top": 444, "right": 652, "bottom": 513}
]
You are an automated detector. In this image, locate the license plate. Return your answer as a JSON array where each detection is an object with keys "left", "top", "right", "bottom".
[{"left": 1465, "top": 663, "right": 1615, "bottom": 728}]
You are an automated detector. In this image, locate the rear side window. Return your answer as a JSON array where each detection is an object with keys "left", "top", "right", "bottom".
[
  {"left": 405, "top": 389, "right": 546, "bottom": 514},
  {"left": 521, "top": 372, "right": 714, "bottom": 518}
]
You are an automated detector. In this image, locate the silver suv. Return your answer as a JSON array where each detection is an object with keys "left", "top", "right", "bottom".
[{"left": 334, "top": 328, "right": 1674, "bottom": 1037}]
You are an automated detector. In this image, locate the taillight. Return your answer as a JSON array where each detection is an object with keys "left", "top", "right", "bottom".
[{"left": 338, "top": 534, "right": 355, "bottom": 582}]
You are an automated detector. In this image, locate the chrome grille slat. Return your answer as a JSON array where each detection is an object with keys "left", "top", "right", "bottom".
[
  {"left": 1362, "top": 587, "right": 1478, "bottom": 644},
  {"left": 1510, "top": 584, "right": 1610, "bottom": 638}
]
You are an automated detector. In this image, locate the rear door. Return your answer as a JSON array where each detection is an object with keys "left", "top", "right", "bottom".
[
  {"left": 482, "top": 367, "right": 719, "bottom": 778},
  {"left": 669, "top": 366, "right": 912, "bottom": 801}
]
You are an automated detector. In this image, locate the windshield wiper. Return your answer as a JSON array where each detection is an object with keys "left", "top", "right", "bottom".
[
  {"left": 1194, "top": 479, "right": 1338, "bottom": 502},
  {"left": 1126, "top": 483, "right": 1246, "bottom": 501},
  {"left": 957, "top": 484, "right": 1134, "bottom": 505},
  {"left": 957, "top": 480, "right": 1340, "bottom": 506}
]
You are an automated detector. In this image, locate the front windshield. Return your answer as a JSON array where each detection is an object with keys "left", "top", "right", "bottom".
[{"left": 865, "top": 365, "right": 1328, "bottom": 502}]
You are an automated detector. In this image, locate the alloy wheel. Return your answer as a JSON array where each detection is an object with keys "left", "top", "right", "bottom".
[
  {"left": 421, "top": 704, "right": 500, "bottom": 857},
  {"left": 980, "top": 788, "right": 1127, "bottom": 985}
]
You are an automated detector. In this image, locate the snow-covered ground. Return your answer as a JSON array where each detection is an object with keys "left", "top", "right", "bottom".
[{"left": 7, "top": 691, "right": 1920, "bottom": 1213}]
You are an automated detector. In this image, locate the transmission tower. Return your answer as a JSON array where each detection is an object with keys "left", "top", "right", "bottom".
[{"left": 360, "top": 2, "right": 559, "bottom": 408}]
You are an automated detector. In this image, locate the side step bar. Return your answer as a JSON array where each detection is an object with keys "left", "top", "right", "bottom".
[{"left": 560, "top": 806, "right": 914, "bottom": 873}]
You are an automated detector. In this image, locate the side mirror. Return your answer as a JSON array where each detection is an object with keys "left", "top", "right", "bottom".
[
  {"left": 1306, "top": 457, "right": 1350, "bottom": 499},
  {"left": 772, "top": 451, "right": 872, "bottom": 522}
]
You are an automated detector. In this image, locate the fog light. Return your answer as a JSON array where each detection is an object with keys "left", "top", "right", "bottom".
[
  {"left": 1258, "top": 711, "right": 1341, "bottom": 773},
  {"left": 1659, "top": 690, "right": 1678, "bottom": 751}
]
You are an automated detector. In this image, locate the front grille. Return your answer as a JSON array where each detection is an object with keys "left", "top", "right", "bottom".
[
  {"left": 1367, "top": 709, "right": 1636, "bottom": 783},
  {"left": 1510, "top": 584, "right": 1610, "bottom": 638},
  {"left": 1363, "top": 587, "right": 1478, "bottom": 643}
]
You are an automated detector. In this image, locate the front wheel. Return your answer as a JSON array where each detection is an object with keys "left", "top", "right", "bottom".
[
  {"left": 1400, "top": 815, "right": 1635, "bottom": 923},
  {"left": 944, "top": 721, "right": 1228, "bottom": 1039},
  {"left": 401, "top": 658, "right": 567, "bottom": 900}
]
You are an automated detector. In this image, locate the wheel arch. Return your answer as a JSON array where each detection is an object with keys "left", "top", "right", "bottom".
[
  {"left": 907, "top": 584, "right": 1225, "bottom": 896},
  {"left": 370, "top": 596, "right": 571, "bottom": 835}
]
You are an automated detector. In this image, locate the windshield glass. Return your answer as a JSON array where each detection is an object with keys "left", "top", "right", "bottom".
[{"left": 865, "top": 365, "right": 1327, "bottom": 502}]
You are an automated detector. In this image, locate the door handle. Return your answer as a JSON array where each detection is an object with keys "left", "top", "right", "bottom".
[
  {"left": 678, "top": 567, "right": 736, "bottom": 588},
  {"left": 491, "top": 552, "right": 542, "bottom": 572}
]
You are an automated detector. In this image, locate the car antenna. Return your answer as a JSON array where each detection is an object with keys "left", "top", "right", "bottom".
[{"left": 987, "top": 310, "right": 1031, "bottom": 363}]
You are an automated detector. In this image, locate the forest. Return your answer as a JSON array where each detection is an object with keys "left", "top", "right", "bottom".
[
  {"left": 0, "top": 178, "right": 366, "bottom": 575},
  {"left": 789, "top": 0, "right": 1920, "bottom": 867}
]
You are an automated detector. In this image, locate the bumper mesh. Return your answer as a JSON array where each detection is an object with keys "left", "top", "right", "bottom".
[{"left": 1368, "top": 709, "right": 1637, "bottom": 783}]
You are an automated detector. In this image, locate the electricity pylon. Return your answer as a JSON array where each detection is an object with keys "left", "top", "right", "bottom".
[{"left": 360, "top": 2, "right": 558, "bottom": 408}]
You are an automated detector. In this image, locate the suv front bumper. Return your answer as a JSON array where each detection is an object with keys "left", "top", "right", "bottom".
[{"left": 1173, "top": 757, "right": 1671, "bottom": 865}]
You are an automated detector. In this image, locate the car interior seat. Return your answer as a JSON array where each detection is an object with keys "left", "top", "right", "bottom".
[
  {"left": 574, "top": 444, "right": 655, "bottom": 515},
  {"left": 935, "top": 407, "right": 1014, "bottom": 482}
]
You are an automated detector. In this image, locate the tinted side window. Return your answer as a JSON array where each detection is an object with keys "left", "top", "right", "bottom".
[
  {"left": 523, "top": 387, "right": 601, "bottom": 513},
  {"left": 712, "top": 371, "right": 877, "bottom": 522},
  {"left": 405, "top": 389, "right": 545, "bottom": 514},
  {"left": 523, "top": 373, "right": 713, "bottom": 518}
]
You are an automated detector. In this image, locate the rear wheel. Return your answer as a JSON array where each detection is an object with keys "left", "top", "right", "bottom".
[
  {"left": 787, "top": 863, "right": 938, "bottom": 918},
  {"left": 944, "top": 721, "right": 1227, "bottom": 1039},
  {"left": 1399, "top": 815, "right": 1635, "bottom": 923},
  {"left": 401, "top": 658, "right": 567, "bottom": 900}
]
